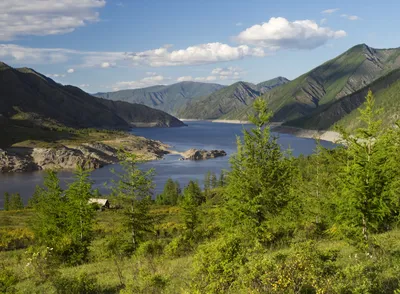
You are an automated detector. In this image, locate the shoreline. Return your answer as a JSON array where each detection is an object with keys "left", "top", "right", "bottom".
[{"left": 271, "top": 125, "right": 341, "bottom": 143}]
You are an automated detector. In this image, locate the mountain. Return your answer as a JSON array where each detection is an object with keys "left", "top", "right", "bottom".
[
  {"left": 285, "top": 69, "right": 400, "bottom": 131},
  {"left": 177, "top": 77, "right": 289, "bottom": 119},
  {"left": 0, "top": 62, "right": 184, "bottom": 129},
  {"left": 223, "top": 44, "right": 400, "bottom": 122},
  {"left": 94, "top": 81, "right": 225, "bottom": 115}
]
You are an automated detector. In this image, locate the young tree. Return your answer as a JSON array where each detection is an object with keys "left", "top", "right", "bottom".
[
  {"left": 184, "top": 180, "right": 204, "bottom": 206},
  {"left": 180, "top": 187, "right": 199, "bottom": 238},
  {"left": 335, "top": 90, "right": 397, "bottom": 248},
  {"left": 9, "top": 193, "right": 24, "bottom": 210},
  {"left": 204, "top": 172, "right": 211, "bottom": 199},
  {"left": 112, "top": 153, "right": 155, "bottom": 250},
  {"left": 64, "top": 167, "right": 96, "bottom": 262},
  {"left": 3, "top": 192, "right": 10, "bottom": 211},
  {"left": 224, "top": 98, "right": 296, "bottom": 243},
  {"left": 156, "top": 178, "right": 180, "bottom": 205},
  {"left": 30, "top": 171, "right": 67, "bottom": 257},
  {"left": 211, "top": 173, "right": 218, "bottom": 189},
  {"left": 219, "top": 171, "right": 226, "bottom": 187}
]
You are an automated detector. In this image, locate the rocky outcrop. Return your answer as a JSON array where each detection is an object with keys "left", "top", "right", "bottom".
[
  {"left": 0, "top": 136, "right": 171, "bottom": 173},
  {"left": 180, "top": 149, "right": 227, "bottom": 160}
]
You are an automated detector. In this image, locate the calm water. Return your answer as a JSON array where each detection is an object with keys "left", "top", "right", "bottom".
[{"left": 0, "top": 121, "right": 335, "bottom": 207}]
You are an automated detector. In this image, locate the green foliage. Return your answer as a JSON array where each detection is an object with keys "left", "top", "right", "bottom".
[
  {"left": 183, "top": 180, "right": 204, "bottom": 206},
  {"left": 3, "top": 193, "right": 10, "bottom": 211},
  {"left": 224, "top": 98, "right": 297, "bottom": 243},
  {"left": 0, "top": 266, "right": 17, "bottom": 293},
  {"left": 30, "top": 169, "right": 96, "bottom": 264},
  {"left": 111, "top": 153, "right": 155, "bottom": 250},
  {"left": 335, "top": 90, "right": 398, "bottom": 248},
  {"left": 156, "top": 178, "right": 181, "bottom": 205},
  {"left": 52, "top": 272, "right": 99, "bottom": 294},
  {"left": 180, "top": 186, "right": 200, "bottom": 238}
]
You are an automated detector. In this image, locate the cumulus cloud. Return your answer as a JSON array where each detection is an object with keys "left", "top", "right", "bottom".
[
  {"left": 112, "top": 75, "right": 169, "bottom": 91},
  {"left": 341, "top": 14, "right": 361, "bottom": 21},
  {"left": 320, "top": 18, "right": 328, "bottom": 25},
  {"left": 0, "top": 42, "right": 265, "bottom": 68},
  {"left": 322, "top": 8, "right": 339, "bottom": 14},
  {"left": 177, "top": 66, "right": 244, "bottom": 83},
  {"left": 236, "top": 17, "right": 346, "bottom": 50},
  {"left": 67, "top": 68, "right": 74, "bottom": 73},
  {"left": 0, "top": 0, "right": 105, "bottom": 40},
  {"left": 127, "top": 42, "right": 266, "bottom": 66}
]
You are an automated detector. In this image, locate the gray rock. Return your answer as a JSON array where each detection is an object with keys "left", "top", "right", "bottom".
[{"left": 181, "top": 149, "right": 227, "bottom": 160}]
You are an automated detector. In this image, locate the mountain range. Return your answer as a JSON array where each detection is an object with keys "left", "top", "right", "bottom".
[
  {"left": 0, "top": 62, "right": 184, "bottom": 130},
  {"left": 94, "top": 81, "right": 225, "bottom": 115}
]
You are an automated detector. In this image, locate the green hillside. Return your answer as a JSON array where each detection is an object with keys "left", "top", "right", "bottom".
[
  {"left": 285, "top": 69, "right": 400, "bottom": 131},
  {"left": 224, "top": 44, "right": 400, "bottom": 122},
  {"left": 94, "top": 81, "right": 225, "bottom": 115},
  {"left": 0, "top": 62, "right": 185, "bottom": 148},
  {"left": 177, "top": 77, "right": 288, "bottom": 119}
]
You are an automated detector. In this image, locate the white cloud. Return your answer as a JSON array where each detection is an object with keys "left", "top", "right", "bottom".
[
  {"left": 236, "top": 22, "right": 243, "bottom": 26},
  {"left": 0, "top": 42, "right": 265, "bottom": 68},
  {"left": 236, "top": 17, "right": 346, "bottom": 50},
  {"left": 146, "top": 72, "right": 157, "bottom": 76},
  {"left": 127, "top": 42, "right": 266, "bottom": 66},
  {"left": 100, "top": 62, "right": 116, "bottom": 68},
  {"left": 0, "top": 0, "right": 105, "bottom": 41},
  {"left": 79, "top": 84, "right": 90, "bottom": 88},
  {"left": 47, "top": 73, "right": 66, "bottom": 78},
  {"left": 322, "top": 8, "right": 339, "bottom": 14},
  {"left": 341, "top": 14, "right": 361, "bottom": 21},
  {"left": 320, "top": 18, "right": 328, "bottom": 25},
  {"left": 177, "top": 66, "right": 244, "bottom": 83},
  {"left": 113, "top": 75, "right": 168, "bottom": 91},
  {"left": 67, "top": 68, "right": 74, "bottom": 73}
]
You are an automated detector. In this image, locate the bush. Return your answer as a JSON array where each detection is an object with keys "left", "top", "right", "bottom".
[
  {"left": 0, "top": 228, "right": 34, "bottom": 251},
  {"left": 0, "top": 266, "right": 17, "bottom": 293},
  {"left": 52, "top": 272, "right": 99, "bottom": 294}
]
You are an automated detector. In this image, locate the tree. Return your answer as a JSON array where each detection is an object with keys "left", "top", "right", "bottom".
[
  {"left": 156, "top": 178, "right": 181, "bottom": 205},
  {"left": 3, "top": 192, "right": 10, "bottom": 211},
  {"left": 30, "top": 171, "right": 67, "bottom": 258},
  {"left": 64, "top": 167, "right": 96, "bottom": 262},
  {"left": 219, "top": 171, "right": 226, "bottom": 187},
  {"left": 184, "top": 180, "right": 204, "bottom": 206},
  {"left": 9, "top": 193, "right": 24, "bottom": 210},
  {"left": 181, "top": 187, "right": 199, "bottom": 238},
  {"left": 204, "top": 172, "right": 211, "bottom": 199},
  {"left": 224, "top": 98, "right": 296, "bottom": 243},
  {"left": 211, "top": 173, "right": 218, "bottom": 189},
  {"left": 335, "top": 90, "right": 397, "bottom": 248},
  {"left": 112, "top": 153, "right": 155, "bottom": 250}
]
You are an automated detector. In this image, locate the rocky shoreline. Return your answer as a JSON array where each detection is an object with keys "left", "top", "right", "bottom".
[
  {"left": 271, "top": 125, "right": 341, "bottom": 143},
  {"left": 0, "top": 135, "right": 171, "bottom": 173}
]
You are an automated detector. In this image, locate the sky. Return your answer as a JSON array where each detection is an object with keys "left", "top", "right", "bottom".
[{"left": 1, "top": 0, "right": 399, "bottom": 93}]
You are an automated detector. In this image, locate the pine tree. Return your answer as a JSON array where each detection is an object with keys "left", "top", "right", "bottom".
[
  {"left": 210, "top": 173, "right": 218, "bottom": 189},
  {"left": 30, "top": 170, "right": 67, "bottom": 257},
  {"left": 335, "top": 90, "right": 395, "bottom": 248},
  {"left": 156, "top": 178, "right": 180, "bottom": 205},
  {"left": 9, "top": 193, "right": 24, "bottom": 210},
  {"left": 184, "top": 180, "right": 204, "bottom": 206},
  {"left": 64, "top": 167, "right": 96, "bottom": 262},
  {"left": 112, "top": 153, "right": 155, "bottom": 250},
  {"left": 224, "top": 98, "right": 296, "bottom": 243},
  {"left": 219, "top": 171, "right": 226, "bottom": 187},
  {"left": 181, "top": 187, "right": 199, "bottom": 238},
  {"left": 204, "top": 172, "right": 211, "bottom": 199},
  {"left": 3, "top": 192, "right": 10, "bottom": 211}
]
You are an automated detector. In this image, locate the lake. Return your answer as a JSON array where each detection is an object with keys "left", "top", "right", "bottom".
[{"left": 0, "top": 121, "right": 335, "bottom": 207}]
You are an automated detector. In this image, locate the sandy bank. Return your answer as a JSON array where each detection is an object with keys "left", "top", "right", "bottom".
[{"left": 271, "top": 125, "right": 341, "bottom": 143}]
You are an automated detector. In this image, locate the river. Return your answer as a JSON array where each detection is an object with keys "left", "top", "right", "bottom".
[{"left": 0, "top": 121, "right": 335, "bottom": 207}]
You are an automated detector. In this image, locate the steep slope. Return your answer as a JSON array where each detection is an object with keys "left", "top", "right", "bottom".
[
  {"left": 227, "top": 44, "right": 400, "bottom": 122},
  {"left": 0, "top": 62, "right": 184, "bottom": 129},
  {"left": 94, "top": 81, "right": 225, "bottom": 115},
  {"left": 177, "top": 82, "right": 261, "bottom": 119},
  {"left": 285, "top": 69, "right": 400, "bottom": 131},
  {"left": 177, "top": 77, "right": 289, "bottom": 119}
]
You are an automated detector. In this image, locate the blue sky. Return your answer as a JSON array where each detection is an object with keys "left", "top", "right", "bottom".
[{"left": 1, "top": 0, "right": 399, "bottom": 93}]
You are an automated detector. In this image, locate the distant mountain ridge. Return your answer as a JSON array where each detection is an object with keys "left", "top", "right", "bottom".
[
  {"left": 224, "top": 44, "right": 400, "bottom": 122},
  {"left": 94, "top": 81, "right": 225, "bottom": 115},
  {"left": 0, "top": 62, "right": 185, "bottom": 129},
  {"left": 177, "top": 77, "right": 290, "bottom": 119}
]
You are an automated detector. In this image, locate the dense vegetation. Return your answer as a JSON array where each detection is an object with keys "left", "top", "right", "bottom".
[{"left": 2, "top": 91, "right": 400, "bottom": 293}]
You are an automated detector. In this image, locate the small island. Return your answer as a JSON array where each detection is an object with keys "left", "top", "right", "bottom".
[{"left": 179, "top": 148, "right": 227, "bottom": 160}]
